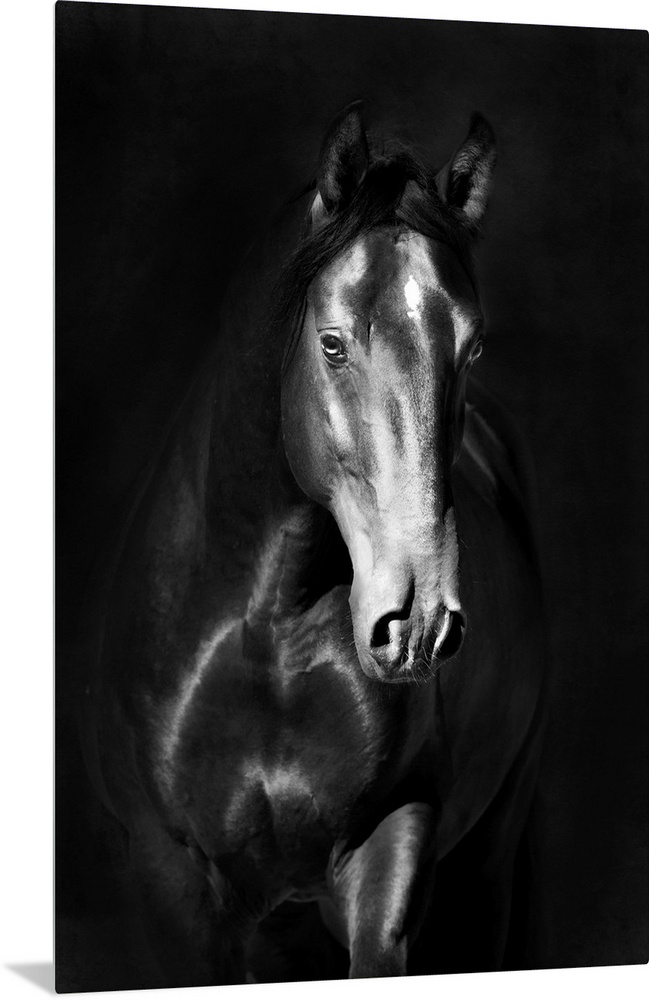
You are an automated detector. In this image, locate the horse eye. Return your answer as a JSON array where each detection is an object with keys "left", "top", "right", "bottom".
[
  {"left": 469, "top": 340, "right": 484, "bottom": 363},
  {"left": 320, "top": 334, "right": 347, "bottom": 364}
]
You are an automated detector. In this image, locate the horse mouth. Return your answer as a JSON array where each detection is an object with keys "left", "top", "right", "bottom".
[{"left": 356, "top": 651, "right": 431, "bottom": 684}]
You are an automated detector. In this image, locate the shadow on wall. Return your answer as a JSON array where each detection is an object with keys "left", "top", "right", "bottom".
[{"left": 6, "top": 964, "right": 55, "bottom": 994}]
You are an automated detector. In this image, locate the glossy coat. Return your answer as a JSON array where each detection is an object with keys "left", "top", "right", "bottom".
[{"left": 80, "top": 105, "right": 546, "bottom": 984}]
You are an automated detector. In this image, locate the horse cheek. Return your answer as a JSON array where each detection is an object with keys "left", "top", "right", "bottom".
[{"left": 281, "top": 365, "right": 330, "bottom": 505}]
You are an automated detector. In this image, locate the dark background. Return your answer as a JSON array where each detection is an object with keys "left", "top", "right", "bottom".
[{"left": 56, "top": 2, "right": 648, "bottom": 990}]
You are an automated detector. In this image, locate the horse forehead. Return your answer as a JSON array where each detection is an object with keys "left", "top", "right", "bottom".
[
  {"left": 391, "top": 234, "right": 446, "bottom": 313},
  {"left": 315, "top": 231, "right": 450, "bottom": 315},
  {"left": 314, "top": 240, "right": 371, "bottom": 300}
]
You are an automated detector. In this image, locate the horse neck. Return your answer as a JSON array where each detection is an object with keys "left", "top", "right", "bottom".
[
  {"left": 206, "top": 395, "right": 336, "bottom": 639},
  {"left": 242, "top": 444, "right": 335, "bottom": 633}
]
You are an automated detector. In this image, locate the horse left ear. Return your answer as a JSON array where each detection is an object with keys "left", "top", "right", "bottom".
[
  {"left": 436, "top": 113, "right": 496, "bottom": 229},
  {"left": 316, "top": 101, "right": 369, "bottom": 216}
]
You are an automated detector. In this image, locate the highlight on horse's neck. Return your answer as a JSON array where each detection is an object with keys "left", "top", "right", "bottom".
[{"left": 243, "top": 438, "right": 333, "bottom": 638}]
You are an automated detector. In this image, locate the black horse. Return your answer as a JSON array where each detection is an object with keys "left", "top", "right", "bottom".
[{"left": 80, "top": 103, "right": 546, "bottom": 985}]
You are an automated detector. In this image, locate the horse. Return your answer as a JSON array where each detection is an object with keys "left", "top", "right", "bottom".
[{"left": 79, "top": 102, "right": 546, "bottom": 985}]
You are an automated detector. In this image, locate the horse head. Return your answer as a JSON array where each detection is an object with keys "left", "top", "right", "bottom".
[{"left": 281, "top": 104, "right": 496, "bottom": 683}]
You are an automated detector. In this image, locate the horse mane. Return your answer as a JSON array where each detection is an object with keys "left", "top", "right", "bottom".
[{"left": 272, "top": 135, "right": 475, "bottom": 373}]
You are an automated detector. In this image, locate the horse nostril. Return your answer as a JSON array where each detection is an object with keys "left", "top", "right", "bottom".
[
  {"left": 433, "top": 609, "right": 465, "bottom": 662},
  {"left": 370, "top": 612, "right": 409, "bottom": 653},
  {"left": 369, "top": 578, "right": 415, "bottom": 656}
]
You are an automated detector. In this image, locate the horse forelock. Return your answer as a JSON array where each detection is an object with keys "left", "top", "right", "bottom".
[{"left": 273, "top": 143, "right": 474, "bottom": 375}]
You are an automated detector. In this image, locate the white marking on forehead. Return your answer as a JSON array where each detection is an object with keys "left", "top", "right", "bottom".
[
  {"left": 404, "top": 274, "right": 422, "bottom": 317},
  {"left": 397, "top": 234, "right": 477, "bottom": 360}
]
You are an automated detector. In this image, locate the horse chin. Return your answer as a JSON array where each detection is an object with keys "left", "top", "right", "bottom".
[{"left": 355, "top": 646, "right": 437, "bottom": 685}]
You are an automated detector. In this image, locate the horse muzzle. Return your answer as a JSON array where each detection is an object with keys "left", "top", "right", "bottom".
[
  {"left": 352, "top": 590, "right": 466, "bottom": 683},
  {"left": 341, "top": 506, "right": 466, "bottom": 682}
]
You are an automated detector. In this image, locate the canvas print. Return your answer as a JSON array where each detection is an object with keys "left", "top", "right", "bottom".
[{"left": 56, "top": 2, "right": 649, "bottom": 991}]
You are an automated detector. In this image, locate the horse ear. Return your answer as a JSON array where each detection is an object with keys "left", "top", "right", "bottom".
[
  {"left": 435, "top": 113, "right": 496, "bottom": 229},
  {"left": 316, "top": 101, "right": 369, "bottom": 215}
]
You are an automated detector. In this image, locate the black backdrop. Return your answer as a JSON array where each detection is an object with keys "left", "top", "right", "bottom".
[{"left": 56, "top": 2, "right": 648, "bottom": 990}]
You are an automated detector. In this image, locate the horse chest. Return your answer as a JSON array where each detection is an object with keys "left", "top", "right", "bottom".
[{"left": 156, "top": 620, "right": 432, "bottom": 876}]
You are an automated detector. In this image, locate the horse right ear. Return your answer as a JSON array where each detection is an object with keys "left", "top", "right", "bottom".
[
  {"left": 315, "top": 101, "right": 369, "bottom": 218},
  {"left": 435, "top": 113, "right": 496, "bottom": 230}
]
